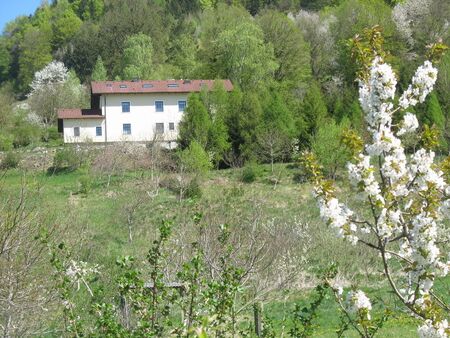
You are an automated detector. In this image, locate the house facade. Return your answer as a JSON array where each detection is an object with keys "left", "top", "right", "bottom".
[{"left": 57, "top": 79, "right": 233, "bottom": 144}]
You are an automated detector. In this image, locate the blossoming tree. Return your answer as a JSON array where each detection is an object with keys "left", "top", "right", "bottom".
[{"left": 304, "top": 27, "right": 450, "bottom": 337}]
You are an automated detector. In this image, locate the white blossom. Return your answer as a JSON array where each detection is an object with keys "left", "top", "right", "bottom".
[
  {"left": 418, "top": 319, "right": 449, "bottom": 338},
  {"left": 29, "top": 61, "right": 68, "bottom": 94},
  {"left": 312, "top": 54, "right": 449, "bottom": 335},
  {"left": 398, "top": 113, "right": 419, "bottom": 135},
  {"left": 345, "top": 290, "right": 372, "bottom": 319},
  {"left": 399, "top": 61, "right": 438, "bottom": 110}
]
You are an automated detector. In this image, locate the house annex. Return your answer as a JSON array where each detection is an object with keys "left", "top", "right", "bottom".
[{"left": 57, "top": 79, "right": 233, "bottom": 144}]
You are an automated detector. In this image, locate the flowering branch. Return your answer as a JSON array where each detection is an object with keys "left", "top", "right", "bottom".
[{"left": 304, "top": 34, "right": 450, "bottom": 337}]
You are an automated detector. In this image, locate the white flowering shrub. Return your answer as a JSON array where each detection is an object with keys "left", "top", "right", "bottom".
[
  {"left": 29, "top": 61, "right": 69, "bottom": 93},
  {"left": 28, "top": 61, "right": 88, "bottom": 125},
  {"left": 304, "top": 32, "right": 450, "bottom": 337}
]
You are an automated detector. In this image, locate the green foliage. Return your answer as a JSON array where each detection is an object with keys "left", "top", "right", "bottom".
[
  {"left": 1, "top": 151, "right": 21, "bottom": 169},
  {"left": 300, "top": 81, "right": 328, "bottom": 144},
  {"left": 185, "top": 178, "right": 203, "bottom": 199},
  {"left": 52, "top": 0, "right": 83, "bottom": 48},
  {"left": 122, "top": 33, "right": 154, "bottom": 80},
  {"left": 311, "top": 119, "right": 350, "bottom": 179},
  {"left": 290, "top": 265, "right": 336, "bottom": 337},
  {"left": 178, "top": 140, "right": 212, "bottom": 176},
  {"left": 209, "top": 20, "right": 278, "bottom": 89},
  {"left": 91, "top": 56, "right": 107, "bottom": 81},
  {"left": 256, "top": 10, "right": 311, "bottom": 89},
  {"left": 241, "top": 162, "right": 262, "bottom": 183},
  {"left": 17, "top": 26, "right": 52, "bottom": 94},
  {"left": 70, "top": 0, "right": 104, "bottom": 21},
  {"left": 12, "top": 119, "right": 41, "bottom": 148},
  {"left": 0, "top": 134, "right": 14, "bottom": 151},
  {"left": 51, "top": 147, "right": 82, "bottom": 173},
  {"left": 178, "top": 94, "right": 211, "bottom": 149}
]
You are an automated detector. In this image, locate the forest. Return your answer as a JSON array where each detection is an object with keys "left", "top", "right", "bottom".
[{"left": 0, "top": 0, "right": 450, "bottom": 337}]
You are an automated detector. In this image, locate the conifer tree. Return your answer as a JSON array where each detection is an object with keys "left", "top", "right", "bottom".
[{"left": 91, "top": 56, "right": 107, "bottom": 81}]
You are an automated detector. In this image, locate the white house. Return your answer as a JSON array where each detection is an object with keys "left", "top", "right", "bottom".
[{"left": 57, "top": 79, "right": 233, "bottom": 144}]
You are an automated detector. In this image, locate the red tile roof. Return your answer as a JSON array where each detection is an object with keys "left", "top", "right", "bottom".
[
  {"left": 57, "top": 109, "right": 104, "bottom": 119},
  {"left": 91, "top": 79, "right": 233, "bottom": 94}
]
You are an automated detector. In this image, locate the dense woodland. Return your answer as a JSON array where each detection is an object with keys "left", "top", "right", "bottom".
[{"left": 0, "top": 0, "right": 449, "bottom": 167}]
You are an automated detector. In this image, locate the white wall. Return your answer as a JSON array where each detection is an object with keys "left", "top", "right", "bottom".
[
  {"left": 100, "top": 93, "right": 187, "bottom": 142},
  {"left": 63, "top": 119, "right": 106, "bottom": 143}
]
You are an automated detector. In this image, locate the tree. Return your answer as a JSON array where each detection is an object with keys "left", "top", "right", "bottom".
[
  {"left": 310, "top": 119, "right": 350, "bottom": 179},
  {"left": 121, "top": 33, "right": 154, "bottom": 80},
  {"left": 51, "top": 0, "right": 83, "bottom": 49},
  {"left": 211, "top": 21, "right": 278, "bottom": 90},
  {"left": 69, "top": 0, "right": 104, "bottom": 21},
  {"left": 99, "top": 0, "right": 171, "bottom": 77},
  {"left": 257, "top": 10, "right": 311, "bottom": 89},
  {"left": 178, "top": 94, "right": 211, "bottom": 149},
  {"left": 305, "top": 36, "right": 450, "bottom": 335},
  {"left": 17, "top": 26, "right": 52, "bottom": 94},
  {"left": 91, "top": 56, "right": 108, "bottom": 81},
  {"left": 256, "top": 128, "right": 291, "bottom": 174},
  {"left": 292, "top": 10, "right": 336, "bottom": 80},
  {"left": 63, "top": 22, "right": 101, "bottom": 82},
  {"left": 300, "top": 81, "right": 328, "bottom": 144},
  {"left": 178, "top": 140, "right": 212, "bottom": 176},
  {"left": 28, "top": 61, "right": 88, "bottom": 125}
]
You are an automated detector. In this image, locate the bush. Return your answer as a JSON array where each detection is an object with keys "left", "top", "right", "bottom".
[
  {"left": 50, "top": 147, "right": 81, "bottom": 173},
  {"left": 0, "top": 134, "right": 13, "bottom": 151},
  {"left": 12, "top": 123, "right": 41, "bottom": 148},
  {"left": 241, "top": 162, "right": 262, "bottom": 183},
  {"left": 78, "top": 175, "right": 93, "bottom": 194},
  {"left": 184, "top": 178, "right": 202, "bottom": 199},
  {"left": 310, "top": 119, "right": 350, "bottom": 179},
  {"left": 42, "top": 126, "right": 61, "bottom": 142},
  {"left": 1, "top": 151, "right": 21, "bottom": 169},
  {"left": 178, "top": 140, "right": 212, "bottom": 176}
]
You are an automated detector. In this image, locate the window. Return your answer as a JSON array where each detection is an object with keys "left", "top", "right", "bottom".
[
  {"left": 155, "top": 123, "right": 164, "bottom": 134},
  {"left": 167, "top": 83, "right": 179, "bottom": 88},
  {"left": 106, "top": 83, "right": 113, "bottom": 87},
  {"left": 142, "top": 83, "right": 153, "bottom": 88},
  {"left": 178, "top": 100, "right": 186, "bottom": 112},
  {"left": 119, "top": 84, "right": 127, "bottom": 88},
  {"left": 121, "top": 101, "right": 130, "bottom": 113},
  {"left": 123, "top": 123, "right": 131, "bottom": 135},
  {"left": 96, "top": 126, "right": 102, "bottom": 136},
  {"left": 155, "top": 101, "right": 164, "bottom": 112},
  {"left": 74, "top": 127, "right": 80, "bottom": 137},
  {"left": 169, "top": 122, "right": 175, "bottom": 131}
]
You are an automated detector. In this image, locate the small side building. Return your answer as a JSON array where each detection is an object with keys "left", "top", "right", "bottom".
[{"left": 57, "top": 79, "right": 233, "bottom": 144}]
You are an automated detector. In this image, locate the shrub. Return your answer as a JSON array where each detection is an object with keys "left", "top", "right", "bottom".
[
  {"left": 0, "top": 134, "right": 13, "bottom": 151},
  {"left": 12, "top": 123, "right": 41, "bottom": 148},
  {"left": 50, "top": 147, "right": 80, "bottom": 173},
  {"left": 1, "top": 151, "right": 21, "bottom": 169},
  {"left": 42, "top": 126, "right": 61, "bottom": 142},
  {"left": 184, "top": 178, "right": 202, "bottom": 199},
  {"left": 178, "top": 140, "right": 212, "bottom": 176},
  {"left": 78, "top": 175, "right": 92, "bottom": 194},
  {"left": 241, "top": 162, "right": 262, "bottom": 183},
  {"left": 310, "top": 119, "right": 350, "bottom": 179}
]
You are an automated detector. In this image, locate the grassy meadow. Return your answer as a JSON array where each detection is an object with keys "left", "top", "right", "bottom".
[{"left": 3, "top": 160, "right": 444, "bottom": 336}]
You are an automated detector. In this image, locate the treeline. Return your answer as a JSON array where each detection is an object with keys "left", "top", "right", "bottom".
[{"left": 0, "top": 0, "right": 449, "bottom": 165}]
